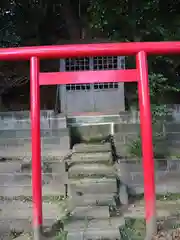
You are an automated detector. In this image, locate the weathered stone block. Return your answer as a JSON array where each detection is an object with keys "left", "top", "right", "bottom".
[
  {"left": 169, "top": 147, "right": 180, "bottom": 155},
  {"left": 85, "top": 218, "right": 124, "bottom": 239},
  {"left": 68, "top": 163, "right": 115, "bottom": 178},
  {"left": 84, "top": 226, "right": 121, "bottom": 240},
  {"left": 71, "top": 125, "right": 110, "bottom": 142},
  {"left": 0, "top": 182, "right": 66, "bottom": 198},
  {"left": 0, "top": 110, "right": 66, "bottom": 129},
  {"left": 165, "top": 123, "right": 180, "bottom": 132},
  {"left": 166, "top": 133, "right": 180, "bottom": 141},
  {"left": 73, "top": 143, "right": 111, "bottom": 153},
  {"left": 0, "top": 201, "right": 67, "bottom": 220},
  {"left": 42, "top": 136, "right": 70, "bottom": 150},
  {"left": 0, "top": 128, "right": 69, "bottom": 138},
  {"left": 118, "top": 111, "right": 138, "bottom": 123},
  {"left": 114, "top": 123, "right": 139, "bottom": 133},
  {"left": 73, "top": 193, "right": 115, "bottom": 206},
  {"left": 114, "top": 142, "right": 130, "bottom": 156},
  {"left": 0, "top": 161, "right": 21, "bottom": 173},
  {"left": 114, "top": 133, "right": 139, "bottom": 147},
  {"left": 70, "top": 152, "right": 112, "bottom": 164},
  {"left": 71, "top": 206, "right": 110, "bottom": 220},
  {"left": 167, "top": 160, "right": 180, "bottom": 171},
  {"left": 70, "top": 177, "right": 117, "bottom": 194},
  {"left": 0, "top": 130, "right": 70, "bottom": 155}
]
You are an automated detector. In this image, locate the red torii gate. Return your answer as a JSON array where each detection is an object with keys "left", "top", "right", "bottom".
[{"left": 1, "top": 41, "right": 180, "bottom": 239}]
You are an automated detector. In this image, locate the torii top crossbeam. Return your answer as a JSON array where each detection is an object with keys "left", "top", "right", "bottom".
[{"left": 0, "top": 41, "right": 180, "bottom": 60}]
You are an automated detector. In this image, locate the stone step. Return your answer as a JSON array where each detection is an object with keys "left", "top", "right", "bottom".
[
  {"left": 69, "top": 151, "right": 112, "bottom": 164},
  {"left": 69, "top": 177, "right": 117, "bottom": 195},
  {"left": 73, "top": 193, "right": 115, "bottom": 207},
  {"left": 71, "top": 206, "right": 110, "bottom": 220},
  {"left": 73, "top": 143, "right": 111, "bottom": 153},
  {"left": 0, "top": 200, "right": 68, "bottom": 236},
  {"left": 0, "top": 200, "right": 67, "bottom": 220},
  {"left": 0, "top": 180, "right": 67, "bottom": 198},
  {"left": 67, "top": 114, "right": 120, "bottom": 126},
  {"left": 0, "top": 219, "right": 59, "bottom": 239},
  {"left": 65, "top": 217, "right": 124, "bottom": 240},
  {"left": 68, "top": 163, "right": 115, "bottom": 178}
]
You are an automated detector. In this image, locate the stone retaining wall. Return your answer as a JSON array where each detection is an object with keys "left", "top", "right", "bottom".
[
  {"left": 0, "top": 110, "right": 67, "bottom": 129},
  {"left": 1, "top": 107, "right": 180, "bottom": 155},
  {"left": 115, "top": 158, "right": 180, "bottom": 194},
  {"left": 0, "top": 110, "right": 70, "bottom": 152}
]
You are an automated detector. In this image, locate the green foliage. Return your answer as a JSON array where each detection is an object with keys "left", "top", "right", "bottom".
[
  {"left": 128, "top": 131, "right": 167, "bottom": 159},
  {"left": 128, "top": 136, "right": 141, "bottom": 158},
  {"left": 149, "top": 73, "right": 174, "bottom": 102},
  {"left": 56, "top": 231, "right": 68, "bottom": 240},
  {"left": 128, "top": 71, "right": 178, "bottom": 158},
  {"left": 0, "top": 0, "right": 180, "bottom": 100},
  {"left": 130, "top": 72, "right": 176, "bottom": 122},
  {"left": 88, "top": 0, "right": 180, "bottom": 42}
]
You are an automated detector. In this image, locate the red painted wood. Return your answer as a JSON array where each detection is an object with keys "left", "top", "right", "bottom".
[
  {"left": 0, "top": 41, "right": 180, "bottom": 59},
  {"left": 30, "top": 57, "right": 42, "bottom": 231},
  {"left": 39, "top": 69, "right": 138, "bottom": 85}
]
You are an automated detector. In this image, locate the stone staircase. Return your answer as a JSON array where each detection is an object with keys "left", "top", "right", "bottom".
[
  {"left": 65, "top": 141, "right": 128, "bottom": 240},
  {"left": 0, "top": 153, "right": 70, "bottom": 239},
  {"left": 1, "top": 111, "right": 180, "bottom": 239}
]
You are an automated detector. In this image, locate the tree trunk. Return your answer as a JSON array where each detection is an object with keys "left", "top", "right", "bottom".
[{"left": 60, "top": 0, "right": 81, "bottom": 40}]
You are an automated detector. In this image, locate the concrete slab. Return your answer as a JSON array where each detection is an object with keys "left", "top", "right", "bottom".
[
  {"left": 69, "top": 177, "right": 117, "bottom": 195},
  {"left": 10, "top": 233, "right": 32, "bottom": 240},
  {"left": 73, "top": 193, "right": 115, "bottom": 206},
  {"left": 71, "top": 206, "right": 109, "bottom": 220},
  {"left": 68, "top": 163, "right": 115, "bottom": 178},
  {"left": 65, "top": 218, "right": 124, "bottom": 240},
  {"left": 84, "top": 226, "right": 121, "bottom": 240},
  {"left": 0, "top": 201, "right": 67, "bottom": 220},
  {"left": 0, "top": 218, "right": 65, "bottom": 239},
  {"left": 0, "top": 161, "right": 21, "bottom": 173},
  {"left": 66, "top": 231, "right": 84, "bottom": 240},
  {"left": 73, "top": 143, "right": 111, "bottom": 153},
  {"left": 70, "top": 152, "right": 112, "bottom": 163},
  {"left": 0, "top": 222, "right": 11, "bottom": 240}
]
